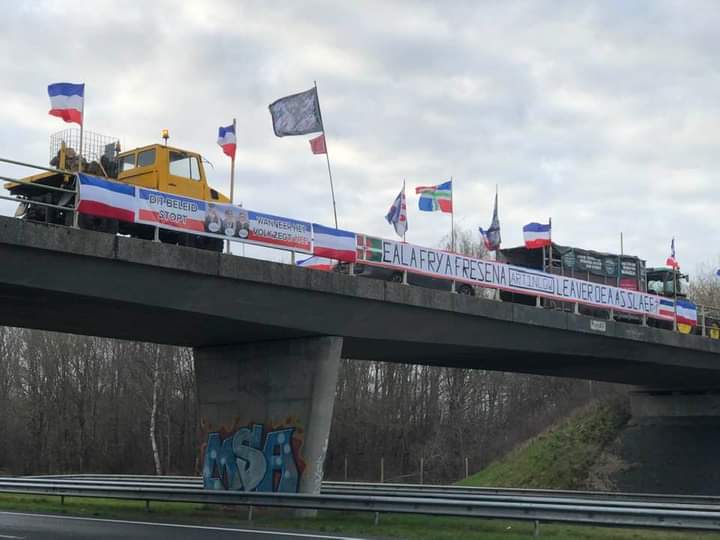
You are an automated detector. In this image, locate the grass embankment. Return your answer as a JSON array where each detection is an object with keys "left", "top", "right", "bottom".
[
  {"left": 460, "top": 399, "right": 629, "bottom": 490},
  {"left": 2, "top": 400, "right": 717, "bottom": 539}
]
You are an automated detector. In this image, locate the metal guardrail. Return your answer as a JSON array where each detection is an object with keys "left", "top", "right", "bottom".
[
  {"left": 0, "top": 157, "right": 79, "bottom": 225},
  {"left": 2, "top": 476, "right": 720, "bottom": 532},
  {"left": 34, "top": 476, "right": 720, "bottom": 506},
  {"left": 9, "top": 477, "right": 720, "bottom": 512}
]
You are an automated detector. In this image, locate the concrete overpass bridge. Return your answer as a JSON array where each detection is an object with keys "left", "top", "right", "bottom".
[{"left": 1, "top": 215, "right": 719, "bottom": 494}]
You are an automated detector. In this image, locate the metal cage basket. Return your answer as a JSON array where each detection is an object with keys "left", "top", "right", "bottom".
[{"left": 49, "top": 129, "right": 121, "bottom": 166}]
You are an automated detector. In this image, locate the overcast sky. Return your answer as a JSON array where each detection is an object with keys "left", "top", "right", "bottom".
[{"left": 1, "top": 1, "right": 718, "bottom": 273}]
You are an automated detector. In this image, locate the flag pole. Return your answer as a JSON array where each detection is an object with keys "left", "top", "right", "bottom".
[
  {"left": 450, "top": 176, "right": 455, "bottom": 252},
  {"left": 494, "top": 184, "right": 499, "bottom": 259},
  {"left": 314, "top": 81, "right": 339, "bottom": 229},
  {"left": 225, "top": 118, "right": 237, "bottom": 256},
  {"left": 548, "top": 217, "right": 553, "bottom": 271},
  {"left": 673, "top": 238, "right": 678, "bottom": 331},
  {"left": 618, "top": 231, "right": 623, "bottom": 287},
  {"left": 78, "top": 93, "right": 85, "bottom": 172},
  {"left": 230, "top": 117, "right": 236, "bottom": 204},
  {"left": 402, "top": 179, "right": 407, "bottom": 243}
]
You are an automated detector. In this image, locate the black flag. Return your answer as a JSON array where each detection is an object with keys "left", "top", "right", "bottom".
[{"left": 268, "top": 88, "right": 323, "bottom": 137}]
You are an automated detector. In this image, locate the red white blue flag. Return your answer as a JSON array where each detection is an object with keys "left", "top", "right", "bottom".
[
  {"left": 676, "top": 298, "right": 697, "bottom": 326},
  {"left": 77, "top": 174, "right": 136, "bottom": 222},
  {"left": 523, "top": 222, "right": 552, "bottom": 249},
  {"left": 217, "top": 124, "right": 236, "bottom": 158},
  {"left": 385, "top": 183, "right": 408, "bottom": 238},
  {"left": 312, "top": 223, "right": 356, "bottom": 262},
  {"left": 48, "top": 82, "right": 84, "bottom": 125},
  {"left": 297, "top": 256, "right": 335, "bottom": 271},
  {"left": 659, "top": 298, "right": 675, "bottom": 319}
]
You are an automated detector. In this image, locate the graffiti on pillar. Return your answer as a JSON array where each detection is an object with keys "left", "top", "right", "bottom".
[{"left": 202, "top": 421, "right": 305, "bottom": 492}]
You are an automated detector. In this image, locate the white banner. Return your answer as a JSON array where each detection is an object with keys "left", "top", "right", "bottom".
[
  {"left": 357, "top": 235, "right": 673, "bottom": 321},
  {"left": 135, "top": 188, "right": 313, "bottom": 253}
]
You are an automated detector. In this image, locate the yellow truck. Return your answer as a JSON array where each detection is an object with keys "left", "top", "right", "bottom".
[{"left": 5, "top": 129, "right": 230, "bottom": 251}]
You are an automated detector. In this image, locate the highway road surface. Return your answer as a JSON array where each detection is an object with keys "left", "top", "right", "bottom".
[{"left": 0, "top": 511, "right": 368, "bottom": 540}]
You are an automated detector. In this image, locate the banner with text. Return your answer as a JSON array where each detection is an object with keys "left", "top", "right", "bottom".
[
  {"left": 356, "top": 234, "right": 673, "bottom": 321},
  {"left": 135, "top": 188, "right": 312, "bottom": 253}
]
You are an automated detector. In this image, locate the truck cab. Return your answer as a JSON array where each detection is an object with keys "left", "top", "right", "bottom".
[
  {"left": 115, "top": 144, "right": 229, "bottom": 203},
  {"left": 4, "top": 130, "right": 230, "bottom": 251},
  {"left": 646, "top": 267, "right": 689, "bottom": 298}
]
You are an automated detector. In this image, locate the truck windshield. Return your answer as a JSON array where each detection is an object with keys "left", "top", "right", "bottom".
[
  {"left": 169, "top": 151, "right": 200, "bottom": 181},
  {"left": 137, "top": 148, "right": 156, "bottom": 168},
  {"left": 119, "top": 154, "right": 135, "bottom": 172}
]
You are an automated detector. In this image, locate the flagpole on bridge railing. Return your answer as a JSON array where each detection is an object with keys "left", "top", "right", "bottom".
[
  {"left": 673, "top": 238, "right": 679, "bottom": 331},
  {"left": 226, "top": 117, "right": 237, "bottom": 255},
  {"left": 230, "top": 118, "right": 236, "bottom": 205},
  {"left": 450, "top": 176, "right": 455, "bottom": 252},
  {"left": 78, "top": 96, "right": 85, "bottom": 173},
  {"left": 402, "top": 179, "right": 407, "bottom": 243},
  {"left": 314, "top": 81, "right": 339, "bottom": 229}
]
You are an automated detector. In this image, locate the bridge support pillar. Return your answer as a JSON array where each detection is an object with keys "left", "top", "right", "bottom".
[
  {"left": 630, "top": 389, "right": 720, "bottom": 418},
  {"left": 598, "top": 389, "right": 720, "bottom": 495},
  {"left": 193, "top": 336, "right": 342, "bottom": 496}
]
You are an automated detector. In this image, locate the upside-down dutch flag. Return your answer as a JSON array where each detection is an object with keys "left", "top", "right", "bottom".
[
  {"left": 48, "top": 82, "right": 84, "bottom": 125},
  {"left": 312, "top": 223, "right": 357, "bottom": 262},
  {"left": 217, "top": 124, "right": 236, "bottom": 158},
  {"left": 675, "top": 298, "right": 698, "bottom": 327},
  {"left": 523, "top": 222, "right": 552, "bottom": 249},
  {"left": 658, "top": 298, "right": 675, "bottom": 319},
  {"left": 296, "top": 256, "right": 335, "bottom": 271},
  {"left": 77, "top": 174, "right": 136, "bottom": 222}
]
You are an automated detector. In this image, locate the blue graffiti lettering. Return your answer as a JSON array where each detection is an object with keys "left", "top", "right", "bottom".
[{"left": 203, "top": 423, "right": 301, "bottom": 493}]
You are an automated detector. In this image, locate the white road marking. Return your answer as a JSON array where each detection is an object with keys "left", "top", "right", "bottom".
[
  {"left": 0, "top": 535, "right": 25, "bottom": 539},
  {"left": 0, "top": 511, "right": 366, "bottom": 539}
]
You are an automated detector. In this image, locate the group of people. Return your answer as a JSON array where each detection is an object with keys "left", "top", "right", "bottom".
[{"left": 205, "top": 204, "right": 251, "bottom": 238}]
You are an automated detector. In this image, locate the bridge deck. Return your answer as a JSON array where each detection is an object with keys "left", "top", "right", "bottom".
[{"left": 1, "top": 215, "right": 719, "bottom": 388}]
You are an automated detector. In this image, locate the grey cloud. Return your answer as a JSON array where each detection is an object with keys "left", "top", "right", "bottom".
[{"left": 1, "top": 0, "right": 717, "bottom": 272}]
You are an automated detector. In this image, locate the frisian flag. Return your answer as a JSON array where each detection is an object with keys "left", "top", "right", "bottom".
[
  {"left": 217, "top": 124, "right": 236, "bottom": 158},
  {"left": 385, "top": 183, "right": 408, "bottom": 238},
  {"left": 479, "top": 191, "right": 501, "bottom": 251},
  {"left": 415, "top": 181, "right": 452, "bottom": 213},
  {"left": 48, "top": 82, "right": 84, "bottom": 125},
  {"left": 268, "top": 87, "right": 323, "bottom": 137}
]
